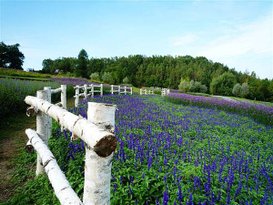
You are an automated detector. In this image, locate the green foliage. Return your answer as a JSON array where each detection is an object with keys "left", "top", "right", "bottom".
[
  {"left": 232, "top": 83, "right": 242, "bottom": 97},
  {"left": 122, "top": 76, "right": 130, "bottom": 84},
  {"left": 76, "top": 49, "right": 89, "bottom": 78},
  {"left": 0, "top": 67, "right": 51, "bottom": 79},
  {"left": 0, "top": 42, "right": 24, "bottom": 69},
  {"left": 0, "top": 78, "right": 59, "bottom": 118},
  {"left": 210, "top": 72, "right": 237, "bottom": 96},
  {"left": 40, "top": 54, "right": 273, "bottom": 101},
  {"left": 178, "top": 78, "right": 190, "bottom": 92},
  {"left": 232, "top": 83, "right": 249, "bottom": 98},
  {"left": 102, "top": 72, "right": 115, "bottom": 84},
  {"left": 241, "top": 82, "right": 249, "bottom": 97},
  {"left": 189, "top": 80, "right": 207, "bottom": 93},
  {"left": 90, "top": 72, "right": 100, "bottom": 82}
]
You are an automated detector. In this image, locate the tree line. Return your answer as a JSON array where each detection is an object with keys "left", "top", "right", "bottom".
[
  {"left": 1, "top": 42, "right": 271, "bottom": 102},
  {"left": 41, "top": 49, "right": 273, "bottom": 102}
]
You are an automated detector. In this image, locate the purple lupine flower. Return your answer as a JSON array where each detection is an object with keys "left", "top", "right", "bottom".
[
  {"left": 163, "top": 190, "right": 169, "bottom": 205},
  {"left": 187, "top": 193, "right": 193, "bottom": 205}
]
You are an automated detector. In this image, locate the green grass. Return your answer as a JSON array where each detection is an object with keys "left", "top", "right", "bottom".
[
  {"left": 0, "top": 78, "right": 59, "bottom": 119},
  {"left": 0, "top": 68, "right": 51, "bottom": 79}
]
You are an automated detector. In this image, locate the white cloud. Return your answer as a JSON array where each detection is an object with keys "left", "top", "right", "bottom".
[
  {"left": 169, "top": 13, "right": 273, "bottom": 79},
  {"left": 171, "top": 34, "right": 199, "bottom": 47},
  {"left": 198, "top": 14, "right": 273, "bottom": 58}
]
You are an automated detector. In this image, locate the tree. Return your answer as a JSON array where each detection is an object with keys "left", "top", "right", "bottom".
[
  {"left": 122, "top": 76, "right": 130, "bottom": 84},
  {"left": 210, "top": 72, "right": 236, "bottom": 96},
  {"left": 102, "top": 72, "right": 115, "bottom": 84},
  {"left": 90, "top": 72, "right": 100, "bottom": 82},
  {"left": 178, "top": 78, "right": 190, "bottom": 92},
  {"left": 0, "top": 42, "right": 24, "bottom": 69},
  {"left": 232, "top": 83, "right": 242, "bottom": 97},
  {"left": 76, "top": 49, "right": 88, "bottom": 78},
  {"left": 241, "top": 83, "right": 249, "bottom": 97}
]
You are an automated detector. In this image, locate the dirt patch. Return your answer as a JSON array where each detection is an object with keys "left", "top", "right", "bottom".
[{"left": 0, "top": 113, "right": 36, "bottom": 203}]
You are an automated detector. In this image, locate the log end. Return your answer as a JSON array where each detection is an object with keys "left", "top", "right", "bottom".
[
  {"left": 25, "top": 144, "right": 34, "bottom": 153},
  {"left": 93, "top": 135, "right": 117, "bottom": 157}
]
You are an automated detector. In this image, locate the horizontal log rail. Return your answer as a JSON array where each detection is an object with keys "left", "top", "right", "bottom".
[
  {"left": 25, "top": 129, "right": 83, "bottom": 205},
  {"left": 24, "top": 88, "right": 117, "bottom": 205},
  {"left": 25, "top": 95, "right": 116, "bottom": 156}
]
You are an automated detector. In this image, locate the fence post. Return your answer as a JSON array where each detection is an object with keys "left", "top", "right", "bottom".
[
  {"left": 84, "top": 84, "right": 88, "bottom": 99},
  {"left": 124, "top": 86, "right": 127, "bottom": 95},
  {"left": 75, "top": 86, "right": 79, "bottom": 107},
  {"left": 91, "top": 84, "right": 94, "bottom": 98},
  {"left": 61, "top": 85, "right": 67, "bottom": 110},
  {"left": 36, "top": 90, "right": 50, "bottom": 176},
  {"left": 118, "top": 85, "right": 121, "bottom": 95},
  {"left": 111, "top": 85, "right": 113, "bottom": 94},
  {"left": 84, "top": 102, "right": 116, "bottom": 204},
  {"left": 130, "top": 87, "right": 133, "bottom": 95},
  {"left": 100, "top": 84, "right": 103, "bottom": 96},
  {"left": 43, "top": 87, "right": 52, "bottom": 140}
]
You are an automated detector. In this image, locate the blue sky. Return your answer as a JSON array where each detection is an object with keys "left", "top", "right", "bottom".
[{"left": 1, "top": 0, "right": 272, "bottom": 79}]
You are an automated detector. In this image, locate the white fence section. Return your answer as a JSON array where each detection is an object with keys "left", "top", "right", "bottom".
[
  {"left": 24, "top": 88, "right": 117, "bottom": 205},
  {"left": 140, "top": 88, "right": 154, "bottom": 95},
  {"left": 161, "top": 88, "right": 170, "bottom": 96},
  {"left": 111, "top": 85, "right": 132, "bottom": 95},
  {"left": 74, "top": 84, "right": 103, "bottom": 107}
]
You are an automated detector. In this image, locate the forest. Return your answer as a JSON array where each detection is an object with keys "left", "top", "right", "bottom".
[{"left": 41, "top": 50, "right": 273, "bottom": 101}]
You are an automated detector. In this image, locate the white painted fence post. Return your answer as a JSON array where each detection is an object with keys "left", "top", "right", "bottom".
[
  {"left": 130, "top": 87, "right": 133, "bottom": 95},
  {"left": 91, "top": 84, "right": 94, "bottom": 98},
  {"left": 83, "top": 102, "right": 116, "bottom": 205},
  {"left": 118, "top": 85, "right": 121, "bottom": 95},
  {"left": 61, "top": 85, "right": 67, "bottom": 110},
  {"left": 84, "top": 84, "right": 88, "bottom": 99},
  {"left": 100, "top": 84, "right": 103, "bottom": 96},
  {"left": 75, "top": 85, "right": 79, "bottom": 107},
  {"left": 111, "top": 85, "right": 113, "bottom": 94},
  {"left": 36, "top": 90, "right": 51, "bottom": 176},
  {"left": 124, "top": 86, "right": 127, "bottom": 95}
]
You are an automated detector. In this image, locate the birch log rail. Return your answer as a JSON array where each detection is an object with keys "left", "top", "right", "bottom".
[
  {"left": 25, "top": 95, "right": 116, "bottom": 156},
  {"left": 25, "top": 129, "right": 83, "bottom": 205},
  {"left": 24, "top": 91, "right": 117, "bottom": 205}
]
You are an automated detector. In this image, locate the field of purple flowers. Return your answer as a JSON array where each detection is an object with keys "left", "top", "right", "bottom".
[
  {"left": 8, "top": 94, "right": 273, "bottom": 204},
  {"left": 167, "top": 93, "right": 273, "bottom": 126},
  {"left": 61, "top": 95, "right": 273, "bottom": 204}
]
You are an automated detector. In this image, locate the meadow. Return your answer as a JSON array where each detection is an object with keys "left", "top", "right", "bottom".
[
  {"left": 7, "top": 95, "right": 273, "bottom": 204},
  {"left": 0, "top": 78, "right": 60, "bottom": 120}
]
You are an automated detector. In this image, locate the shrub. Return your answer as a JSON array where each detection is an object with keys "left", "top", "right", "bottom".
[
  {"left": 90, "top": 72, "right": 100, "bottom": 82},
  {"left": 210, "top": 72, "right": 237, "bottom": 96},
  {"left": 232, "top": 83, "right": 242, "bottom": 97},
  {"left": 102, "top": 72, "right": 115, "bottom": 84}
]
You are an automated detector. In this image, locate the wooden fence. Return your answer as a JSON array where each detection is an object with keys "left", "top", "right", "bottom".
[
  {"left": 140, "top": 88, "right": 154, "bottom": 95},
  {"left": 24, "top": 86, "right": 117, "bottom": 205},
  {"left": 74, "top": 84, "right": 103, "bottom": 107},
  {"left": 111, "top": 85, "right": 132, "bottom": 95},
  {"left": 161, "top": 88, "right": 170, "bottom": 96}
]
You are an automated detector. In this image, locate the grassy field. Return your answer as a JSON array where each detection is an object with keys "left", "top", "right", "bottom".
[
  {"left": 0, "top": 68, "right": 51, "bottom": 79},
  {"left": 5, "top": 95, "right": 273, "bottom": 204},
  {"left": 0, "top": 78, "right": 60, "bottom": 121}
]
